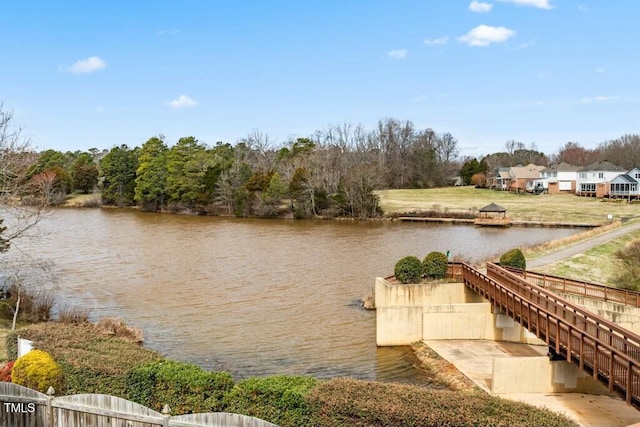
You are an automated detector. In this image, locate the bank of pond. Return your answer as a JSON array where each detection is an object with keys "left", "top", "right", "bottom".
[{"left": 2, "top": 321, "right": 577, "bottom": 427}]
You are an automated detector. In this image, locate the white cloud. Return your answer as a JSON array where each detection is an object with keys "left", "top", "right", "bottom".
[
  {"left": 387, "top": 49, "right": 408, "bottom": 59},
  {"left": 166, "top": 95, "right": 198, "bottom": 109},
  {"left": 577, "top": 4, "right": 589, "bottom": 12},
  {"left": 469, "top": 1, "right": 493, "bottom": 12},
  {"left": 596, "top": 67, "right": 604, "bottom": 73},
  {"left": 580, "top": 96, "right": 620, "bottom": 104},
  {"left": 424, "top": 36, "right": 449, "bottom": 46},
  {"left": 157, "top": 29, "right": 180, "bottom": 35},
  {"left": 457, "top": 25, "right": 516, "bottom": 47},
  {"left": 68, "top": 56, "right": 107, "bottom": 74},
  {"left": 496, "top": 0, "right": 553, "bottom": 9}
]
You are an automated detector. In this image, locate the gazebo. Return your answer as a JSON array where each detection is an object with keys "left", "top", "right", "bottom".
[{"left": 475, "top": 203, "right": 510, "bottom": 226}]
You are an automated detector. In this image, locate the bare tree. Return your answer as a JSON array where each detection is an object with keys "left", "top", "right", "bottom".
[{"left": 0, "top": 104, "right": 44, "bottom": 252}]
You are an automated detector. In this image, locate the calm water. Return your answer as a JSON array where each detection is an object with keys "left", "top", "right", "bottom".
[{"left": 7, "top": 209, "right": 578, "bottom": 384}]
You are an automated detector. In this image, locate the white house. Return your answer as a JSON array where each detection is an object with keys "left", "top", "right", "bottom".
[
  {"left": 576, "top": 161, "right": 626, "bottom": 197},
  {"left": 609, "top": 167, "right": 640, "bottom": 199},
  {"left": 540, "top": 162, "right": 579, "bottom": 194}
]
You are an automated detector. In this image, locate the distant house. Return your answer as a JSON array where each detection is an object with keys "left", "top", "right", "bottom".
[
  {"left": 540, "top": 162, "right": 579, "bottom": 194},
  {"left": 576, "top": 161, "right": 626, "bottom": 197},
  {"left": 488, "top": 167, "right": 511, "bottom": 191},
  {"left": 609, "top": 167, "right": 640, "bottom": 199},
  {"left": 508, "top": 164, "right": 546, "bottom": 193}
]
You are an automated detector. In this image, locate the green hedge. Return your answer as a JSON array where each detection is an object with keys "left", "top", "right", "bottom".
[
  {"left": 5, "top": 323, "right": 161, "bottom": 396},
  {"left": 422, "top": 251, "right": 449, "bottom": 279},
  {"left": 394, "top": 256, "right": 423, "bottom": 284},
  {"left": 499, "top": 248, "right": 526, "bottom": 270},
  {"left": 305, "top": 377, "right": 578, "bottom": 427},
  {"left": 127, "top": 360, "right": 234, "bottom": 414},
  {"left": 224, "top": 375, "right": 317, "bottom": 427}
]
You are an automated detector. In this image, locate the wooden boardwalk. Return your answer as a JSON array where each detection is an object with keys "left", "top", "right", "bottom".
[{"left": 462, "top": 262, "right": 640, "bottom": 409}]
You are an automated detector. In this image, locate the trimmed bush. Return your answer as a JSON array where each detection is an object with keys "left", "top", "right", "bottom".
[
  {"left": 0, "top": 361, "right": 14, "bottom": 382},
  {"left": 127, "top": 360, "right": 234, "bottom": 415},
  {"left": 305, "top": 377, "right": 578, "bottom": 427},
  {"left": 499, "top": 248, "right": 526, "bottom": 270},
  {"left": 422, "top": 251, "right": 449, "bottom": 279},
  {"left": 394, "top": 256, "right": 423, "bottom": 284},
  {"left": 11, "top": 350, "right": 63, "bottom": 393},
  {"left": 224, "top": 375, "right": 317, "bottom": 427}
]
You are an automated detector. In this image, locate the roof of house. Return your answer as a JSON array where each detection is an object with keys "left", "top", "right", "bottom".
[
  {"left": 541, "top": 162, "right": 580, "bottom": 173},
  {"left": 611, "top": 174, "right": 637, "bottom": 184},
  {"left": 509, "top": 163, "right": 546, "bottom": 179},
  {"left": 579, "top": 161, "right": 626, "bottom": 172},
  {"left": 479, "top": 202, "right": 507, "bottom": 213}
]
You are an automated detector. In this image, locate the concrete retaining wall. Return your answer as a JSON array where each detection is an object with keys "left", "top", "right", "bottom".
[
  {"left": 492, "top": 357, "right": 610, "bottom": 395},
  {"left": 376, "top": 278, "right": 544, "bottom": 346},
  {"left": 559, "top": 293, "right": 640, "bottom": 334}
]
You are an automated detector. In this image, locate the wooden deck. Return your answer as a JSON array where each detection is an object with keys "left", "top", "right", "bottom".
[{"left": 474, "top": 217, "right": 511, "bottom": 226}]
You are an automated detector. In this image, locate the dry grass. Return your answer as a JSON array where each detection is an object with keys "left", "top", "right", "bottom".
[
  {"left": 63, "top": 192, "right": 101, "bottom": 208},
  {"left": 95, "top": 317, "right": 144, "bottom": 343},
  {"left": 378, "top": 187, "right": 640, "bottom": 224},
  {"left": 56, "top": 304, "right": 91, "bottom": 325},
  {"left": 410, "top": 342, "right": 476, "bottom": 391},
  {"left": 522, "top": 220, "right": 623, "bottom": 258}
]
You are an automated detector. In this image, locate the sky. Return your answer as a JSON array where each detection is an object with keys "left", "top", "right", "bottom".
[{"left": 1, "top": 0, "right": 638, "bottom": 159}]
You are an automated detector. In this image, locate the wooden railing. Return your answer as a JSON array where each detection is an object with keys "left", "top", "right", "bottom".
[
  {"left": 501, "top": 266, "right": 640, "bottom": 308},
  {"left": 462, "top": 262, "right": 640, "bottom": 408}
]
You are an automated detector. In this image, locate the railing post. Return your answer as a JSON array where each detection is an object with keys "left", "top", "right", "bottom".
[
  {"left": 47, "top": 386, "right": 55, "bottom": 427},
  {"left": 628, "top": 361, "right": 633, "bottom": 405},
  {"left": 162, "top": 404, "right": 171, "bottom": 427}
]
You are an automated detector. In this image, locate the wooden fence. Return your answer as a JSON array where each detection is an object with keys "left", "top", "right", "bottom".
[{"left": 0, "top": 383, "right": 278, "bottom": 427}]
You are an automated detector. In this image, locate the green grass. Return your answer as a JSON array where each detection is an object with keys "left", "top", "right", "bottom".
[
  {"left": 378, "top": 187, "right": 640, "bottom": 224},
  {"left": 534, "top": 229, "right": 640, "bottom": 285}
]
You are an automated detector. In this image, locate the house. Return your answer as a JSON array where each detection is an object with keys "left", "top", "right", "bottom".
[
  {"left": 488, "top": 167, "right": 511, "bottom": 191},
  {"left": 508, "top": 164, "right": 546, "bottom": 193},
  {"left": 609, "top": 167, "right": 640, "bottom": 199},
  {"left": 540, "top": 162, "right": 580, "bottom": 194},
  {"left": 576, "top": 161, "right": 626, "bottom": 197}
]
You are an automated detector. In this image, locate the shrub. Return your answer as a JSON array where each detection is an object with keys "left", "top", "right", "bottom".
[
  {"left": 0, "top": 361, "right": 14, "bottom": 382},
  {"left": 224, "top": 375, "right": 317, "bottom": 427},
  {"left": 305, "top": 377, "right": 577, "bottom": 427},
  {"left": 394, "top": 256, "right": 423, "bottom": 284},
  {"left": 56, "top": 304, "right": 91, "bottom": 324},
  {"left": 11, "top": 350, "right": 63, "bottom": 393},
  {"left": 5, "top": 323, "right": 160, "bottom": 396},
  {"left": 614, "top": 238, "right": 640, "bottom": 290},
  {"left": 0, "top": 285, "right": 55, "bottom": 323},
  {"left": 422, "top": 251, "right": 449, "bottom": 279},
  {"left": 127, "top": 360, "right": 234, "bottom": 415},
  {"left": 95, "top": 317, "right": 143, "bottom": 343},
  {"left": 499, "top": 248, "right": 526, "bottom": 270}
]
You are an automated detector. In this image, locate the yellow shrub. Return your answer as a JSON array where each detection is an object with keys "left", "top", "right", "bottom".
[{"left": 11, "top": 350, "right": 63, "bottom": 393}]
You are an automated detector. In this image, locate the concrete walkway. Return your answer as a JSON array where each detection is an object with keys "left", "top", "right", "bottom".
[
  {"left": 426, "top": 339, "right": 640, "bottom": 427},
  {"left": 528, "top": 221, "right": 640, "bottom": 269}
]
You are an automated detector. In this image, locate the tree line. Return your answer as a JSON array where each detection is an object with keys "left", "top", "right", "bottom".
[{"left": 21, "top": 118, "right": 463, "bottom": 218}]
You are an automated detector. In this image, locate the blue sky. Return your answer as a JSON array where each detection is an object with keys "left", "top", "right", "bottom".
[{"left": 1, "top": 0, "right": 637, "bottom": 158}]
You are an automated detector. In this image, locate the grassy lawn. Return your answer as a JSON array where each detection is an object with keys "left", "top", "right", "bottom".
[
  {"left": 378, "top": 186, "right": 640, "bottom": 224},
  {"left": 533, "top": 228, "right": 640, "bottom": 286}
]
